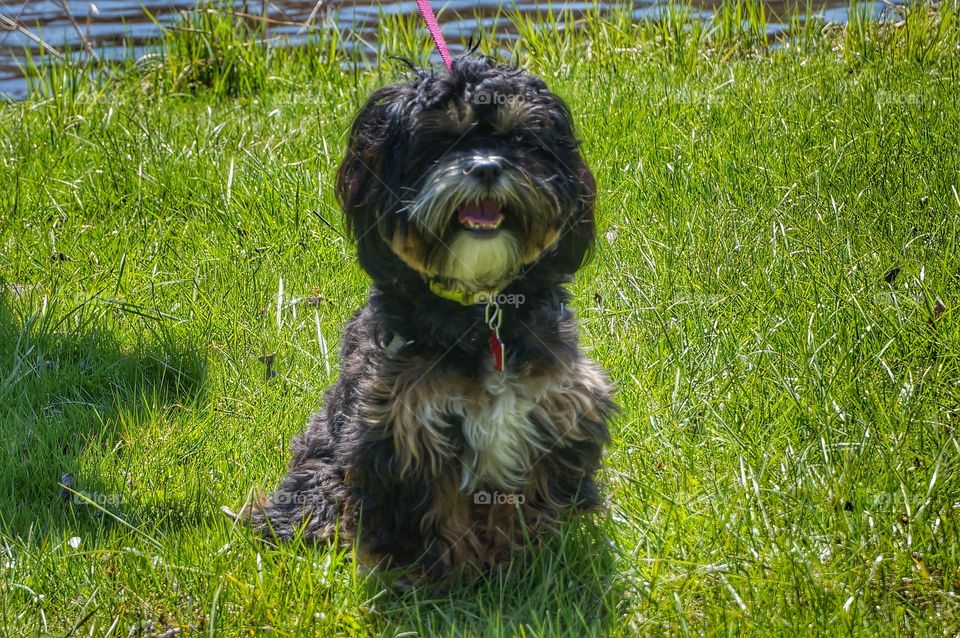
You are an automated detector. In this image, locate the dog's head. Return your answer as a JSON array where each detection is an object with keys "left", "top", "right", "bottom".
[{"left": 336, "top": 56, "right": 595, "bottom": 296}]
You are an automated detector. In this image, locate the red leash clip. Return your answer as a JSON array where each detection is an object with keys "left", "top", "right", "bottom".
[{"left": 485, "top": 299, "right": 505, "bottom": 372}]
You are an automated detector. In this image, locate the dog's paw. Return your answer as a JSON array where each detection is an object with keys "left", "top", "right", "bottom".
[
  {"left": 220, "top": 492, "right": 271, "bottom": 529},
  {"left": 219, "top": 504, "right": 244, "bottom": 522}
]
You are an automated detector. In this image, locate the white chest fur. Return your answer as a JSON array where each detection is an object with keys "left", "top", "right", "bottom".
[
  {"left": 366, "top": 354, "right": 610, "bottom": 493},
  {"left": 456, "top": 370, "right": 547, "bottom": 492}
]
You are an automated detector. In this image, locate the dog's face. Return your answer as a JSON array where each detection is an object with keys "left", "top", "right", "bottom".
[{"left": 336, "top": 56, "right": 595, "bottom": 294}]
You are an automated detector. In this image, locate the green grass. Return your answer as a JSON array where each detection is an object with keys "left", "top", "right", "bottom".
[{"left": 2, "top": 1, "right": 960, "bottom": 634}]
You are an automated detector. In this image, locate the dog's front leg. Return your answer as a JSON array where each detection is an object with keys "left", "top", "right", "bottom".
[
  {"left": 347, "top": 432, "right": 486, "bottom": 580},
  {"left": 246, "top": 412, "right": 350, "bottom": 543}
]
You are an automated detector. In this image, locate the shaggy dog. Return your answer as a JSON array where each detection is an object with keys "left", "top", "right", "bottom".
[{"left": 247, "top": 55, "right": 615, "bottom": 580}]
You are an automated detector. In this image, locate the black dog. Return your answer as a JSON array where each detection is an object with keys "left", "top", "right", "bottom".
[{"left": 247, "top": 56, "right": 615, "bottom": 580}]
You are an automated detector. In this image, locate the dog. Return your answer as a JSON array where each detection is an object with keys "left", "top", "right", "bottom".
[{"left": 247, "top": 55, "right": 616, "bottom": 580}]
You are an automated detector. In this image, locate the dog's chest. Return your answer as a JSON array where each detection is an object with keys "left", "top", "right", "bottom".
[
  {"left": 374, "top": 355, "right": 607, "bottom": 493},
  {"left": 452, "top": 371, "right": 546, "bottom": 492}
]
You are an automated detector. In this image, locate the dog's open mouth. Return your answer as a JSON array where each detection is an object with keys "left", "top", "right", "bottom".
[{"left": 458, "top": 198, "right": 504, "bottom": 231}]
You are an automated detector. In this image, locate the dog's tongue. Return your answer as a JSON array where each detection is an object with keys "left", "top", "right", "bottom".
[{"left": 458, "top": 198, "right": 504, "bottom": 228}]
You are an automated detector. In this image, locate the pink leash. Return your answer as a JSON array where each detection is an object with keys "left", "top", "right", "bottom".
[{"left": 416, "top": 0, "right": 452, "bottom": 68}]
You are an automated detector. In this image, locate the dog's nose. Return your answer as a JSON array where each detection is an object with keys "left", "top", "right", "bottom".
[{"left": 468, "top": 158, "right": 503, "bottom": 186}]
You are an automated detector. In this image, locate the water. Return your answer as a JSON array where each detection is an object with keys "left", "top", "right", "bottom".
[{"left": 0, "top": 0, "right": 869, "bottom": 99}]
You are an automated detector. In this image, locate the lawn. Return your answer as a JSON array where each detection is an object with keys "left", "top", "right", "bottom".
[{"left": 1, "top": 2, "right": 959, "bottom": 635}]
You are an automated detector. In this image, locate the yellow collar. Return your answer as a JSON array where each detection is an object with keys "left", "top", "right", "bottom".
[{"left": 428, "top": 279, "right": 498, "bottom": 306}]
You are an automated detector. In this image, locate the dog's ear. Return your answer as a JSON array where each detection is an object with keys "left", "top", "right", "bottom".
[
  {"left": 552, "top": 158, "right": 596, "bottom": 275},
  {"left": 336, "top": 85, "right": 400, "bottom": 236},
  {"left": 336, "top": 86, "right": 409, "bottom": 282},
  {"left": 534, "top": 92, "right": 596, "bottom": 276}
]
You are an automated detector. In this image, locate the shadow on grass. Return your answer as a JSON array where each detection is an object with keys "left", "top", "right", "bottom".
[
  {"left": 0, "top": 288, "right": 208, "bottom": 537},
  {"left": 369, "top": 518, "right": 623, "bottom": 637}
]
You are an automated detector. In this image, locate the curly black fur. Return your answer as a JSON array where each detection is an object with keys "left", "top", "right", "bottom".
[{"left": 248, "top": 56, "right": 616, "bottom": 579}]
